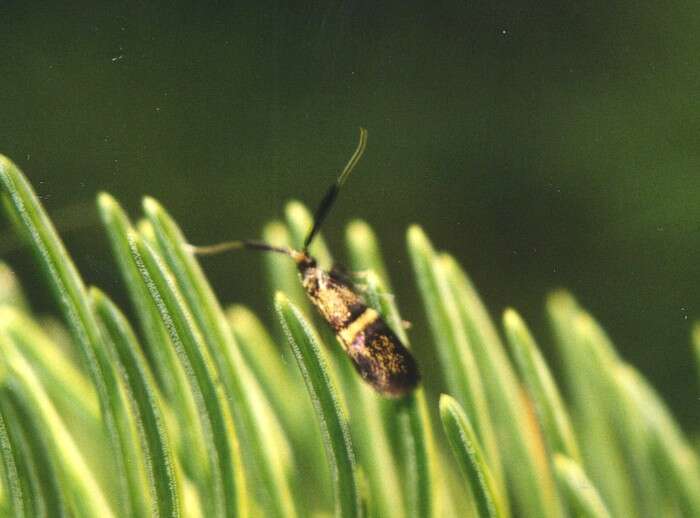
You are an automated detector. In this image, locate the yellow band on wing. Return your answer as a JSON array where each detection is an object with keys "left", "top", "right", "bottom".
[{"left": 339, "top": 308, "right": 379, "bottom": 345}]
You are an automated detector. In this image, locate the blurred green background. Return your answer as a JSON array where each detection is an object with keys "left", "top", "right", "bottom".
[{"left": 1, "top": 2, "right": 698, "bottom": 429}]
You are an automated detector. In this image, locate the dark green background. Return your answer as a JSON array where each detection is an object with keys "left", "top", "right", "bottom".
[{"left": 1, "top": 2, "right": 698, "bottom": 429}]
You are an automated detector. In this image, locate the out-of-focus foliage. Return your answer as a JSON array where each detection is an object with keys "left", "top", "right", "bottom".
[{"left": 0, "top": 156, "right": 697, "bottom": 517}]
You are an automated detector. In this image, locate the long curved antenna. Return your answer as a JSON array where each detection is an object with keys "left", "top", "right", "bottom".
[
  {"left": 303, "top": 127, "right": 368, "bottom": 251},
  {"left": 185, "top": 240, "right": 294, "bottom": 257}
]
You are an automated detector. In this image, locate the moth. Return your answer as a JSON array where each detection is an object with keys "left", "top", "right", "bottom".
[{"left": 188, "top": 129, "right": 420, "bottom": 397}]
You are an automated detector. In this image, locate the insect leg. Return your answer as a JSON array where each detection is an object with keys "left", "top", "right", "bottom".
[{"left": 185, "top": 240, "right": 295, "bottom": 257}]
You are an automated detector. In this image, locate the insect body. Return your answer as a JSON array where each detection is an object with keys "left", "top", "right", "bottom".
[
  {"left": 189, "top": 129, "right": 420, "bottom": 397},
  {"left": 297, "top": 253, "right": 420, "bottom": 396}
]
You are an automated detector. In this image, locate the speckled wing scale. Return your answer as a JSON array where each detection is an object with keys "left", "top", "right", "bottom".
[
  {"left": 299, "top": 261, "right": 420, "bottom": 397},
  {"left": 188, "top": 128, "right": 421, "bottom": 397}
]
